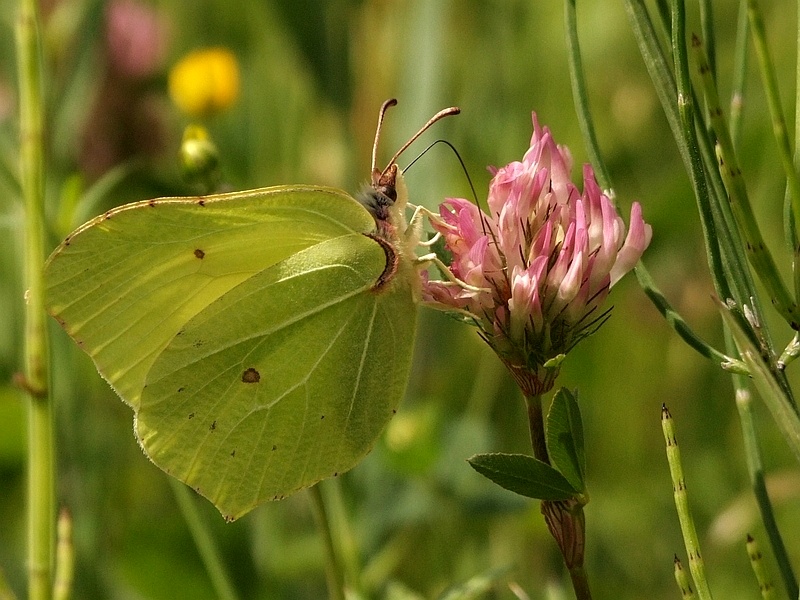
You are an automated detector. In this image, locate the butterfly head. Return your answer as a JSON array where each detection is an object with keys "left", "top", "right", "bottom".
[{"left": 359, "top": 99, "right": 458, "bottom": 236}]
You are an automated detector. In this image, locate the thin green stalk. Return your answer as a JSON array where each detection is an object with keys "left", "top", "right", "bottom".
[
  {"left": 748, "top": 0, "right": 800, "bottom": 260},
  {"left": 734, "top": 385, "right": 798, "bottom": 598},
  {"left": 693, "top": 35, "right": 799, "bottom": 330},
  {"left": 673, "top": 556, "right": 697, "bottom": 599},
  {"left": 698, "top": 0, "right": 715, "bottom": 81},
  {"left": 635, "top": 267, "right": 746, "bottom": 372},
  {"left": 16, "top": 0, "right": 54, "bottom": 598},
  {"left": 325, "top": 478, "right": 362, "bottom": 597},
  {"left": 789, "top": 0, "right": 800, "bottom": 282},
  {"left": 720, "top": 302, "right": 800, "bottom": 463},
  {"left": 308, "top": 485, "right": 346, "bottom": 600},
  {"left": 662, "top": 406, "right": 714, "bottom": 600},
  {"left": 730, "top": 0, "right": 749, "bottom": 147},
  {"left": 52, "top": 510, "right": 73, "bottom": 600},
  {"left": 746, "top": 535, "right": 776, "bottom": 600},
  {"left": 563, "top": 0, "right": 611, "bottom": 189},
  {"left": 570, "top": 0, "right": 745, "bottom": 370},
  {"left": 170, "top": 480, "right": 239, "bottom": 600},
  {"left": 669, "top": 0, "right": 731, "bottom": 301}
]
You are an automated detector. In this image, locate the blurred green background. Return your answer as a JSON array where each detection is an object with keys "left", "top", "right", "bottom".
[{"left": 2, "top": 0, "right": 800, "bottom": 598}]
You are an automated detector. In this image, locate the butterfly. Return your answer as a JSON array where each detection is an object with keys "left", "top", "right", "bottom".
[{"left": 44, "top": 99, "right": 459, "bottom": 520}]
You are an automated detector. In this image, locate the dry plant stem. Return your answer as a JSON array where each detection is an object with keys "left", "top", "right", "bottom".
[
  {"left": 16, "top": 0, "right": 54, "bottom": 598},
  {"left": 525, "top": 395, "right": 591, "bottom": 600}
]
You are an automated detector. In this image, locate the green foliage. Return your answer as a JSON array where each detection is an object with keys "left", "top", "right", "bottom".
[
  {"left": 467, "top": 452, "right": 578, "bottom": 501},
  {"left": 546, "top": 388, "right": 586, "bottom": 494}
]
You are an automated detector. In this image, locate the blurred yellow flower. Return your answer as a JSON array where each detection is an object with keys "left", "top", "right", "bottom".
[{"left": 168, "top": 48, "right": 240, "bottom": 117}]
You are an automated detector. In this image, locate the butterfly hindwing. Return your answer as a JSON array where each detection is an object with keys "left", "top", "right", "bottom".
[{"left": 137, "top": 234, "right": 417, "bottom": 519}]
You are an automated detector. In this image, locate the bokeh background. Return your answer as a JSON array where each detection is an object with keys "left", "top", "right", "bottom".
[{"left": 2, "top": 1, "right": 800, "bottom": 598}]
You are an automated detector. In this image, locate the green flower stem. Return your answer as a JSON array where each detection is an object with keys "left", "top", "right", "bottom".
[
  {"left": 748, "top": 0, "right": 800, "bottom": 295},
  {"left": 746, "top": 535, "right": 776, "bottom": 600},
  {"left": 661, "top": 406, "right": 714, "bottom": 600},
  {"left": 170, "top": 480, "right": 239, "bottom": 600},
  {"left": 16, "top": 0, "right": 54, "bottom": 598},
  {"left": 308, "top": 485, "right": 346, "bottom": 600},
  {"left": 733, "top": 384, "right": 798, "bottom": 598},
  {"left": 525, "top": 394, "right": 591, "bottom": 600},
  {"left": 673, "top": 556, "right": 697, "bottom": 599},
  {"left": 524, "top": 394, "right": 549, "bottom": 464},
  {"left": 53, "top": 509, "right": 73, "bottom": 600}
]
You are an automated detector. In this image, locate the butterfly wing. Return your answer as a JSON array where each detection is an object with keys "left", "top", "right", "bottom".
[{"left": 45, "top": 185, "right": 418, "bottom": 519}]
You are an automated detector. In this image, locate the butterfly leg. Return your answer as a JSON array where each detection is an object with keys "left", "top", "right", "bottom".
[{"left": 413, "top": 252, "right": 489, "bottom": 294}]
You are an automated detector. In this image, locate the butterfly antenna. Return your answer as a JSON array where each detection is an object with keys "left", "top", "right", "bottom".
[
  {"left": 404, "top": 139, "right": 479, "bottom": 205},
  {"left": 380, "top": 105, "right": 461, "bottom": 177},
  {"left": 372, "top": 98, "right": 398, "bottom": 174}
]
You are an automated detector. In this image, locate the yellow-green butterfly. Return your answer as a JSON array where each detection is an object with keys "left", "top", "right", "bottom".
[{"left": 45, "top": 99, "right": 459, "bottom": 521}]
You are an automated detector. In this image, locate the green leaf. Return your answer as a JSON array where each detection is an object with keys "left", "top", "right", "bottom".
[
  {"left": 467, "top": 452, "right": 577, "bottom": 501},
  {"left": 45, "top": 182, "right": 421, "bottom": 521},
  {"left": 546, "top": 387, "right": 586, "bottom": 493}
]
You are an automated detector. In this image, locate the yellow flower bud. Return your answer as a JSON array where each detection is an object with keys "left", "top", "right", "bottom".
[
  {"left": 168, "top": 48, "right": 240, "bottom": 117},
  {"left": 179, "top": 124, "right": 221, "bottom": 192}
]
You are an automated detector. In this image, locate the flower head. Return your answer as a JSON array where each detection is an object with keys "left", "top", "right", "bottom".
[{"left": 424, "top": 114, "right": 652, "bottom": 394}]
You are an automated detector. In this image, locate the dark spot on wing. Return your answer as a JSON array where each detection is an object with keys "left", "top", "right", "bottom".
[
  {"left": 272, "top": 445, "right": 277, "bottom": 451},
  {"left": 230, "top": 450, "right": 236, "bottom": 457},
  {"left": 320, "top": 414, "right": 325, "bottom": 420},
  {"left": 148, "top": 199, "right": 156, "bottom": 207},
  {"left": 193, "top": 339, "right": 204, "bottom": 348},
  {"left": 196, "top": 199, "right": 206, "bottom": 206},
  {"left": 242, "top": 367, "right": 260, "bottom": 383},
  {"left": 210, "top": 420, "right": 217, "bottom": 431},
  {"left": 188, "top": 412, "right": 194, "bottom": 419},
  {"left": 194, "top": 248, "right": 205, "bottom": 259},
  {"left": 178, "top": 387, "right": 185, "bottom": 393}
]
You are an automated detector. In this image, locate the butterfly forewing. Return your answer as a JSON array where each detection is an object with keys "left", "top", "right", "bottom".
[{"left": 45, "top": 186, "right": 376, "bottom": 410}]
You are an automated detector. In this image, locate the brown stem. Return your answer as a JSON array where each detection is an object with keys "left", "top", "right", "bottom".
[{"left": 525, "top": 394, "right": 550, "bottom": 464}]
